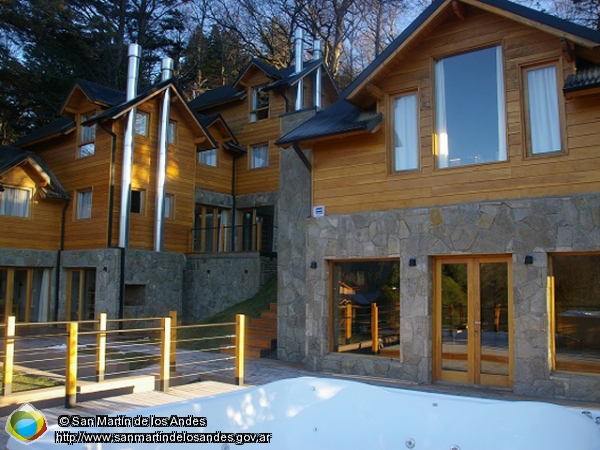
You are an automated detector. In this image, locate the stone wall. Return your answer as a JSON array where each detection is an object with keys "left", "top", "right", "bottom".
[
  {"left": 277, "top": 146, "right": 312, "bottom": 362},
  {"left": 183, "top": 252, "right": 264, "bottom": 322},
  {"left": 302, "top": 193, "right": 600, "bottom": 402}
]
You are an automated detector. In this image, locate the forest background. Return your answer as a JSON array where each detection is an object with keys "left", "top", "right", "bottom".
[{"left": 0, "top": 0, "right": 598, "bottom": 144}]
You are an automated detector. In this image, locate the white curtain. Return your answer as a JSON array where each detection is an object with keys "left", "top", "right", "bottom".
[
  {"left": 0, "top": 187, "right": 31, "bottom": 217},
  {"left": 496, "top": 46, "right": 507, "bottom": 162},
  {"left": 527, "top": 66, "right": 561, "bottom": 154},
  {"left": 199, "top": 149, "right": 217, "bottom": 166},
  {"left": 77, "top": 190, "right": 92, "bottom": 219},
  {"left": 394, "top": 94, "right": 419, "bottom": 171},
  {"left": 252, "top": 145, "right": 269, "bottom": 168},
  {"left": 435, "top": 59, "right": 449, "bottom": 168}
]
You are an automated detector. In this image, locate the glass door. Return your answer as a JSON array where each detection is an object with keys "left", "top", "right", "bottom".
[{"left": 434, "top": 256, "right": 512, "bottom": 387}]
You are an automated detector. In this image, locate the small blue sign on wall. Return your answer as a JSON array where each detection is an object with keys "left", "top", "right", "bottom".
[{"left": 313, "top": 206, "right": 325, "bottom": 217}]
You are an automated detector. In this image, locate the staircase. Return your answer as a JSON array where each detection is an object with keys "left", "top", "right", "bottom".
[{"left": 222, "top": 303, "right": 277, "bottom": 358}]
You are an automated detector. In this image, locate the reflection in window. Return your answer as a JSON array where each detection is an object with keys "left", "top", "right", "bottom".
[
  {"left": 435, "top": 46, "right": 506, "bottom": 168},
  {"left": 78, "top": 114, "right": 96, "bottom": 157},
  {"left": 553, "top": 254, "right": 600, "bottom": 373},
  {"left": 135, "top": 112, "right": 149, "bottom": 136},
  {"left": 331, "top": 260, "right": 400, "bottom": 358},
  {"left": 194, "top": 204, "right": 230, "bottom": 252},
  {"left": 250, "top": 86, "right": 269, "bottom": 122}
]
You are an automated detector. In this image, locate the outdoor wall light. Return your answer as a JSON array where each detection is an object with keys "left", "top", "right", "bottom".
[
  {"left": 206, "top": 269, "right": 211, "bottom": 275},
  {"left": 103, "top": 266, "right": 108, "bottom": 272},
  {"left": 409, "top": 258, "right": 417, "bottom": 267},
  {"left": 244, "top": 269, "right": 248, "bottom": 274},
  {"left": 310, "top": 261, "right": 317, "bottom": 269},
  {"left": 524, "top": 255, "right": 533, "bottom": 265}
]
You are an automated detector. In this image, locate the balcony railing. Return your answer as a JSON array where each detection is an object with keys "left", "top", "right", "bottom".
[{"left": 189, "top": 223, "right": 275, "bottom": 254}]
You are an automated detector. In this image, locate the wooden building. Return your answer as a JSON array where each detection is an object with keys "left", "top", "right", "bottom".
[{"left": 277, "top": 0, "right": 600, "bottom": 401}]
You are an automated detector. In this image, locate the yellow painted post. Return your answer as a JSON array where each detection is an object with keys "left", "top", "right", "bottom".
[
  {"left": 345, "top": 304, "right": 352, "bottom": 342},
  {"left": 96, "top": 313, "right": 107, "bottom": 382},
  {"left": 65, "top": 321, "right": 78, "bottom": 408},
  {"left": 371, "top": 303, "right": 379, "bottom": 354},
  {"left": 235, "top": 314, "right": 245, "bottom": 386},
  {"left": 2, "top": 316, "right": 16, "bottom": 396},
  {"left": 169, "top": 311, "right": 177, "bottom": 372},
  {"left": 159, "top": 317, "right": 171, "bottom": 392}
]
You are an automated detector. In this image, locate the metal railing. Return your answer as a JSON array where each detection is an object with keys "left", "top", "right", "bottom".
[{"left": 1, "top": 313, "right": 246, "bottom": 408}]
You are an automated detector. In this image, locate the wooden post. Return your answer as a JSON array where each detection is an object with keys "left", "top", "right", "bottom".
[
  {"left": 235, "top": 314, "right": 245, "bottom": 386},
  {"left": 65, "top": 321, "right": 78, "bottom": 408},
  {"left": 2, "top": 316, "right": 15, "bottom": 396},
  {"left": 371, "top": 303, "right": 379, "bottom": 354},
  {"left": 169, "top": 311, "right": 177, "bottom": 372},
  {"left": 96, "top": 313, "right": 107, "bottom": 382},
  {"left": 345, "top": 304, "right": 352, "bottom": 343},
  {"left": 256, "top": 221, "right": 262, "bottom": 252},
  {"left": 159, "top": 317, "right": 171, "bottom": 392}
]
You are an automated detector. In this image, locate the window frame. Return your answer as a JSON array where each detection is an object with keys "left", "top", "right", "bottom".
[
  {"left": 250, "top": 85, "right": 270, "bottom": 122},
  {"left": 0, "top": 186, "right": 32, "bottom": 218},
  {"left": 521, "top": 60, "right": 567, "bottom": 159},
  {"left": 167, "top": 120, "right": 177, "bottom": 145},
  {"left": 250, "top": 143, "right": 269, "bottom": 169},
  {"left": 433, "top": 45, "right": 507, "bottom": 170},
  {"left": 135, "top": 111, "right": 150, "bottom": 137},
  {"left": 389, "top": 90, "right": 420, "bottom": 173},
  {"left": 198, "top": 148, "right": 218, "bottom": 167},
  {"left": 75, "top": 188, "right": 93, "bottom": 220},
  {"left": 164, "top": 194, "right": 174, "bottom": 219},
  {"left": 78, "top": 111, "right": 97, "bottom": 158}
]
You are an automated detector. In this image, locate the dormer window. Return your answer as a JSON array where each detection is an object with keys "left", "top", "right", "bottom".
[
  {"left": 250, "top": 86, "right": 269, "bottom": 122},
  {"left": 78, "top": 114, "right": 96, "bottom": 158}
]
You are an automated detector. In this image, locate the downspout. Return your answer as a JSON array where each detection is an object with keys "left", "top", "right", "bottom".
[
  {"left": 54, "top": 198, "right": 70, "bottom": 321},
  {"left": 98, "top": 121, "right": 117, "bottom": 248},
  {"left": 118, "top": 43, "right": 141, "bottom": 249},
  {"left": 154, "top": 57, "right": 173, "bottom": 252}
]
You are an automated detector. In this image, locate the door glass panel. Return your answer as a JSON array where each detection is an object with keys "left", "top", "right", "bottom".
[
  {"left": 441, "top": 263, "right": 468, "bottom": 373},
  {"left": 69, "top": 271, "right": 80, "bottom": 321},
  {"left": 205, "top": 210, "right": 215, "bottom": 252},
  {"left": 13, "top": 269, "right": 28, "bottom": 322},
  {"left": 479, "top": 262, "right": 509, "bottom": 376}
]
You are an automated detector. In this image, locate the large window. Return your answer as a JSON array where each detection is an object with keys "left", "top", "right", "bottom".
[
  {"left": 0, "top": 187, "right": 31, "bottom": 218},
  {"left": 523, "top": 64, "right": 562, "bottom": 156},
  {"left": 250, "top": 144, "right": 269, "bottom": 169},
  {"left": 78, "top": 113, "right": 96, "bottom": 158},
  {"left": 435, "top": 46, "right": 506, "bottom": 168},
  {"left": 76, "top": 189, "right": 92, "bottom": 219},
  {"left": 194, "top": 205, "right": 231, "bottom": 252},
  {"left": 250, "top": 86, "right": 269, "bottom": 122},
  {"left": 331, "top": 260, "right": 400, "bottom": 358},
  {"left": 393, "top": 93, "right": 419, "bottom": 171},
  {"left": 552, "top": 254, "right": 600, "bottom": 374}
]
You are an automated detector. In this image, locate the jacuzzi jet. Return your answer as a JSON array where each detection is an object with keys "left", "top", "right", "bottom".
[
  {"left": 221, "top": 445, "right": 230, "bottom": 450},
  {"left": 405, "top": 438, "right": 415, "bottom": 448},
  {"left": 450, "top": 446, "right": 461, "bottom": 450}
]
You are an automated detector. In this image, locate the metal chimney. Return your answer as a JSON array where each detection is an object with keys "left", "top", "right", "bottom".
[
  {"left": 294, "top": 29, "right": 304, "bottom": 110},
  {"left": 119, "top": 43, "right": 141, "bottom": 249},
  {"left": 313, "top": 40, "right": 322, "bottom": 110},
  {"left": 154, "top": 57, "right": 174, "bottom": 252}
]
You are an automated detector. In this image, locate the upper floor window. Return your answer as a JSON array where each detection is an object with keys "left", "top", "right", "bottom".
[
  {"left": 0, "top": 187, "right": 31, "bottom": 218},
  {"left": 78, "top": 114, "right": 96, "bottom": 158},
  {"left": 435, "top": 46, "right": 506, "bottom": 168},
  {"left": 164, "top": 194, "right": 173, "bottom": 219},
  {"left": 130, "top": 189, "right": 144, "bottom": 214},
  {"left": 198, "top": 148, "right": 217, "bottom": 167},
  {"left": 168, "top": 121, "right": 176, "bottom": 144},
  {"left": 135, "top": 111, "right": 149, "bottom": 136},
  {"left": 523, "top": 64, "right": 562, "bottom": 156},
  {"left": 76, "top": 189, "right": 92, "bottom": 220},
  {"left": 250, "top": 86, "right": 269, "bottom": 122},
  {"left": 250, "top": 144, "right": 269, "bottom": 169},
  {"left": 393, "top": 93, "right": 419, "bottom": 172}
]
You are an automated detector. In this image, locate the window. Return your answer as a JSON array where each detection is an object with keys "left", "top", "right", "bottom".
[
  {"left": 66, "top": 268, "right": 95, "bottom": 321},
  {"left": 194, "top": 205, "right": 231, "bottom": 252},
  {"left": 524, "top": 64, "right": 562, "bottom": 155},
  {"left": 250, "top": 86, "right": 269, "bottom": 122},
  {"left": 331, "top": 260, "right": 400, "bottom": 358},
  {"left": 0, "top": 187, "right": 31, "bottom": 218},
  {"left": 78, "top": 114, "right": 96, "bottom": 157},
  {"left": 76, "top": 189, "right": 92, "bottom": 219},
  {"left": 250, "top": 144, "right": 269, "bottom": 169},
  {"left": 198, "top": 148, "right": 217, "bottom": 167},
  {"left": 435, "top": 46, "right": 506, "bottom": 168},
  {"left": 130, "top": 190, "right": 144, "bottom": 214},
  {"left": 168, "top": 121, "right": 176, "bottom": 144},
  {"left": 135, "top": 112, "right": 149, "bottom": 136},
  {"left": 552, "top": 254, "right": 600, "bottom": 374},
  {"left": 393, "top": 93, "right": 419, "bottom": 171},
  {"left": 164, "top": 194, "right": 173, "bottom": 219}
]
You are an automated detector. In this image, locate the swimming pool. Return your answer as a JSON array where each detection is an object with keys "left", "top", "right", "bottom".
[{"left": 7, "top": 377, "right": 600, "bottom": 449}]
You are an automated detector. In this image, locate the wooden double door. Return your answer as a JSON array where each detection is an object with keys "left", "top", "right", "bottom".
[{"left": 434, "top": 256, "right": 513, "bottom": 387}]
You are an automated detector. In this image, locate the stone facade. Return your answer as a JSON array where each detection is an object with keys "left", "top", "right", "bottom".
[{"left": 297, "top": 193, "right": 600, "bottom": 402}]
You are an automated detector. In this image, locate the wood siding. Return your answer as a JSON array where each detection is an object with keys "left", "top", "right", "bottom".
[{"left": 312, "top": 6, "right": 600, "bottom": 215}]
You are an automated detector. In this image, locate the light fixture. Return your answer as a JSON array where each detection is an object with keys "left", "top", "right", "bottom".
[
  {"left": 524, "top": 255, "right": 533, "bottom": 265},
  {"left": 310, "top": 261, "right": 317, "bottom": 269},
  {"left": 409, "top": 258, "right": 417, "bottom": 267}
]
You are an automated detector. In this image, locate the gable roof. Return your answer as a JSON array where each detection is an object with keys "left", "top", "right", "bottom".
[
  {"left": 59, "top": 79, "right": 126, "bottom": 116},
  {"left": 0, "top": 146, "right": 69, "bottom": 200},
  {"left": 12, "top": 116, "right": 76, "bottom": 148}
]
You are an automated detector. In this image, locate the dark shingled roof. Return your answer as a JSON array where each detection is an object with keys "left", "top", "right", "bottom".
[
  {"left": 188, "top": 84, "right": 246, "bottom": 111},
  {"left": 564, "top": 66, "right": 600, "bottom": 93},
  {"left": 12, "top": 116, "right": 75, "bottom": 147},
  {"left": 75, "top": 79, "right": 125, "bottom": 106},
  {"left": 0, "top": 146, "right": 69, "bottom": 200}
]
